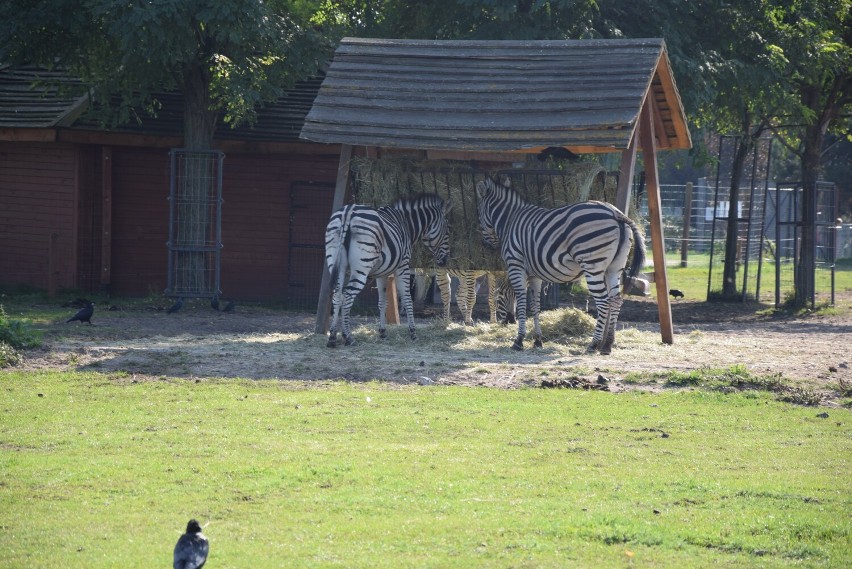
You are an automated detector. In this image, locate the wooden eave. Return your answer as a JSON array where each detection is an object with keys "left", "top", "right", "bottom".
[{"left": 300, "top": 37, "right": 691, "bottom": 155}]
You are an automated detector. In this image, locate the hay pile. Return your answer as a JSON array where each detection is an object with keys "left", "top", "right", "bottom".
[{"left": 350, "top": 157, "right": 607, "bottom": 270}]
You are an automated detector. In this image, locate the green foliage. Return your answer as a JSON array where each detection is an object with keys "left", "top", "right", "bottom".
[
  {"left": 1, "top": 371, "right": 850, "bottom": 567},
  {"left": 0, "top": 305, "right": 40, "bottom": 351},
  {"left": 0, "top": 342, "right": 21, "bottom": 368},
  {"left": 0, "top": 0, "right": 331, "bottom": 140}
]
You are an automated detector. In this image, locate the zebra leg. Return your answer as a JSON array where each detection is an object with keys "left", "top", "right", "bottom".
[
  {"left": 586, "top": 296, "right": 609, "bottom": 353},
  {"left": 327, "top": 269, "right": 346, "bottom": 348},
  {"left": 396, "top": 270, "right": 417, "bottom": 340},
  {"left": 435, "top": 272, "right": 451, "bottom": 321},
  {"left": 339, "top": 275, "right": 367, "bottom": 346},
  {"left": 529, "top": 277, "right": 544, "bottom": 348},
  {"left": 459, "top": 273, "right": 477, "bottom": 325},
  {"left": 508, "top": 269, "right": 528, "bottom": 351},
  {"left": 599, "top": 294, "right": 623, "bottom": 355},
  {"left": 376, "top": 276, "right": 388, "bottom": 340},
  {"left": 486, "top": 273, "right": 497, "bottom": 323}
]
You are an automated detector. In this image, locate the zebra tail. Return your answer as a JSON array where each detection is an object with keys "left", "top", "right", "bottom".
[
  {"left": 327, "top": 209, "right": 353, "bottom": 289},
  {"left": 625, "top": 217, "right": 647, "bottom": 278}
]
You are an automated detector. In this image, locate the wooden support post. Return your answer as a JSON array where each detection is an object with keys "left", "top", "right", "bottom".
[
  {"left": 386, "top": 275, "right": 400, "bottom": 325},
  {"left": 638, "top": 98, "right": 674, "bottom": 344},
  {"left": 680, "top": 182, "right": 693, "bottom": 268},
  {"left": 314, "top": 144, "right": 353, "bottom": 334},
  {"left": 100, "top": 146, "right": 113, "bottom": 291},
  {"left": 615, "top": 128, "right": 638, "bottom": 215}
]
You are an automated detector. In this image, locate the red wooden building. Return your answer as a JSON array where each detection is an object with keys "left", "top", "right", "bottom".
[{"left": 0, "top": 66, "right": 340, "bottom": 304}]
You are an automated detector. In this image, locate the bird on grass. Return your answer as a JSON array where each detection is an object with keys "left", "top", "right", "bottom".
[
  {"left": 166, "top": 298, "right": 184, "bottom": 314},
  {"left": 66, "top": 301, "right": 94, "bottom": 325},
  {"left": 669, "top": 289, "right": 685, "bottom": 299},
  {"left": 173, "top": 519, "right": 208, "bottom": 569},
  {"left": 223, "top": 300, "right": 235, "bottom": 313}
]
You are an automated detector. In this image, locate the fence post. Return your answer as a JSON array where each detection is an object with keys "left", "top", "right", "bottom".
[{"left": 680, "top": 182, "right": 693, "bottom": 267}]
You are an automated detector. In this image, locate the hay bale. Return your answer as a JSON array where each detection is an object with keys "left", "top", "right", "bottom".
[
  {"left": 539, "top": 307, "right": 596, "bottom": 341},
  {"left": 349, "top": 157, "right": 611, "bottom": 271}
]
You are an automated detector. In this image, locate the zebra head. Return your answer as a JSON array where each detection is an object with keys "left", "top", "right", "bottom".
[
  {"left": 475, "top": 177, "right": 508, "bottom": 249},
  {"left": 411, "top": 194, "right": 452, "bottom": 267}
]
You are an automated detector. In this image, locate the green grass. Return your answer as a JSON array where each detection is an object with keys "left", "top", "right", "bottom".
[{"left": 1, "top": 371, "right": 850, "bottom": 568}]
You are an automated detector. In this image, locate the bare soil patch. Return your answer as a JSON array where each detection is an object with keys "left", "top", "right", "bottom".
[{"left": 14, "top": 294, "right": 851, "bottom": 404}]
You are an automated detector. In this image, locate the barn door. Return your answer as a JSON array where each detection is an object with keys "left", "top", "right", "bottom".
[{"left": 287, "top": 181, "right": 335, "bottom": 309}]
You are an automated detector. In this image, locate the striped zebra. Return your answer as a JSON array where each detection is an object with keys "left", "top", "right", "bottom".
[
  {"left": 434, "top": 270, "right": 499, "bottom": 325},
  {"left": 324, "top": 194, "right": 451, "bottom": 347},
  {"left": 475, "top": 178, "right": 646, "bottom": 353}
]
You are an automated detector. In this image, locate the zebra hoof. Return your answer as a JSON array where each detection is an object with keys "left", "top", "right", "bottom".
[
  {"left": 379, "top": 329, "right": 386, "bottom": 339},
  {"left": 585, "top": 341, "right": 599, "bottom": 354},
  {"left": 533, "top": 338, "right": 543, "bottom": 348},
  {"left": 600, "top": 341, "right": 613, "bottom": 355},
  {"left": 511, "top": 341, "right": 523, "bottom": 351},
  {"left": 326, "top": 339, "right": 336, "bottom": 348}
]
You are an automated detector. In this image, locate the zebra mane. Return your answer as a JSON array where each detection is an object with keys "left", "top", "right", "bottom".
[{"left": 391, "top": 193, "right": 444, "bottom": 211}]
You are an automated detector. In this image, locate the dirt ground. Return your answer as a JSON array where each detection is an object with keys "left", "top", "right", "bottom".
[{"left": 16, "top": 294, "right": 851, "bottom": 404}]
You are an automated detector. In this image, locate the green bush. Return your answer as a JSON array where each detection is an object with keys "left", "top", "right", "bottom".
[
  {"left": 0, "top": 305, "right": 41, "bottom": 350},
  {"left": 0, "top": 342, "right": 21, "bottom": 368}
]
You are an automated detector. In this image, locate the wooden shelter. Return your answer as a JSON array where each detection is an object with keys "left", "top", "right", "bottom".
[{"left": 301, "top": 38, "right": 692, "bottom": 343}]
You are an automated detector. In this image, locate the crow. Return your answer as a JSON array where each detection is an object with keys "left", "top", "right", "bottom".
[
  {"left": 173, "top": 519, "right": 208, "bottom": 569},
  {"left": 66, "top": 301, "right": 94, "bottom": 325},
  {"left": 669, "top": 289, "right": 685, "bottom": 299},
  {"left": 536, "top": 146, "right": 579, "bottom": 162},
  {"left": 223, "top": 300, "right": 235, "bottom": 313},
  {"left": 210, "top": 296, "right": 220, "bottom": 311},
  {"left": 166, "top": 298, "right": 183, "bottom": 314}
]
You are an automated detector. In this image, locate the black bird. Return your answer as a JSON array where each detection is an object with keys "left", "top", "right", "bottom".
[
  {"left": 223, "top": 300, "right": 235, "bottom": 313},
  {"left": 537, "top": 146, "right": 579, "bottom": 162},
  {"left": 210, "top": 296, "right": 220, "bottom": 311},
  {"left": 167, "top": 298, "right": 184, "bottom": 314},
  {"left": 66, "top": 301, "right": 94, "bottom": 325},
  {"left": 669, "top": 289, "right": 685, "bottom": 299},
  {"left": 173, "top": 519, "right": 209, "bottom": 569}
]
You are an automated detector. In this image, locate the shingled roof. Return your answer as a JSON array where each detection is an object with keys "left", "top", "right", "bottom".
[
  {"left": 300, "top": 37, "right": 691, "bottom": 153},
  {"left": 0, "top": 64, "right": 324, "bottom": 143},
  {"left": 0, "top": 65, "right": 87, "bottom": 128}
]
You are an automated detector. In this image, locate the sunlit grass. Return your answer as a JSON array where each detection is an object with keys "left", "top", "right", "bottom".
[{"left": 1, "top": 370, "right": 849, "bottom": 568}]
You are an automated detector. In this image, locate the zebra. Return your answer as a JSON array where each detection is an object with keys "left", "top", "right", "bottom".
[
  {"left": 475, "top": 177, "right": 646, "bottom": 353},
  {"left": 324, "top": 194, "right": 451, "bottom": 347},
  {"left": 434, "top": 270, "right": 499, "bottom": 325}
]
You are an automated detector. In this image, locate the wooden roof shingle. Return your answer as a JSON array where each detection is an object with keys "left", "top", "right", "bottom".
[{"left": 300, "top": 37, "right": 691, "bottom": 153}]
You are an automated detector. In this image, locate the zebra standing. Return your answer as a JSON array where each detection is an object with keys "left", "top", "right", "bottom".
[
  {"left": 475, "top": 178, "right": 646, "bottom": 353},
  {"left": 434, "top": 270, "right": 500, "bottom": 325},
  {"left": 324, "top": 194, "right": 451, "bottom": 347}
]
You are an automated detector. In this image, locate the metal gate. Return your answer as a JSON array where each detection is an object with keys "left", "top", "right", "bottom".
[{"left": 166, "top": 149, "right": 224, "bottom": 299}]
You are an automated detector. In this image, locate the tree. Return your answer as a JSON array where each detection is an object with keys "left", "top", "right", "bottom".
[
  {"left": 764, "top": 0, "right": 852, "bottom": 305},
  {"left": 0, "top": 0, "right": 330, "bottom": 149}
]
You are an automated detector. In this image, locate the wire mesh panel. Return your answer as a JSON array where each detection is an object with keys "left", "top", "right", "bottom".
[
  {"left": 772, "top": 181, "right": 837, "bottom": 307},
  {"left": 706, "top": 135, "right": 772, "bottom": 301},
  {"left": 166, "top": 149, "right": 224, "bottom": 299}
]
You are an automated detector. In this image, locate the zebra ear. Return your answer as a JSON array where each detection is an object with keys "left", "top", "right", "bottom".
[{"left": 499, "top": 175, "right": 511, "bottom": 189}]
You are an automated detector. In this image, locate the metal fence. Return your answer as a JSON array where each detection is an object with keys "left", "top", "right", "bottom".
[{"left": 166, "top": 149, "right": 224, "bottom": 300}]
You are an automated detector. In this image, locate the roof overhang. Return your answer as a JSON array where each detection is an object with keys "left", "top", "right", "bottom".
[{"left": 300, "top": 37, "right": 691, "bottom": 154}]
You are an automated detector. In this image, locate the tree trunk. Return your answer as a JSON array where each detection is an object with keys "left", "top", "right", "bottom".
[
  {"left": 794, "top": 79, "right": 840, "bottom": 307},
  {"left": 721, "top": 136, "right": 753, "bottom": 299}
]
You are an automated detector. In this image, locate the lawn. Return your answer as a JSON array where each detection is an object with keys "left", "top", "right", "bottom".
[{"left": 1, "top": 370, "right": 849, "bottom": 568}]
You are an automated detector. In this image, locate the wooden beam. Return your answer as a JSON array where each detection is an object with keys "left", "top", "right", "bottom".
[
  {"left": 0, "top": 128, "right": 56, "bottom": 142},
  {"left": 638, "top": 97, "right": 674, "bottom": 344},
  {"left": 385, "top": 275, "right": 400, "bottom": 325},
  {"left": 100, "top": 146, "right": 113, "bottom": 291},
  {"left": 615, "top": 127, "right": 638, "bottom": 215},
  {"left": 314, "top": 144, "right": 353, "bottom": 334}
]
